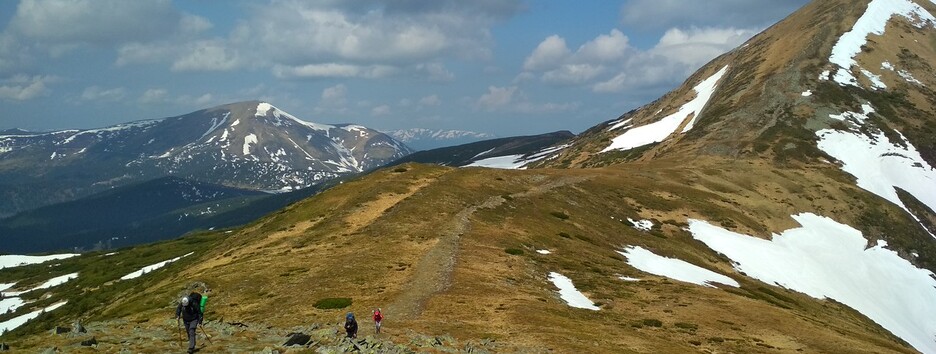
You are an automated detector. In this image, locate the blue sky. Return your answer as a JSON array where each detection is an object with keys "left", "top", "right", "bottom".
[{"left": 0, "top": 0, "right": 808, "bottom": 137}]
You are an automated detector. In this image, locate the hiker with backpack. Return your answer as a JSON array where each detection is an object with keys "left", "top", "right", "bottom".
[
  {"left": 372, "top": 308, "right": 383, "bottom": 334},
  {"left": 344, "top": 312, "right": 358, "bottom": 339},
  {"left": 175, "top": 293, "right": 204, "bottom": 354}
]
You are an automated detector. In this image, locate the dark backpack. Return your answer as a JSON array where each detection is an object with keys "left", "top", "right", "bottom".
[{"left": 188, "top": 292, "right": 202, "bottom": 314}]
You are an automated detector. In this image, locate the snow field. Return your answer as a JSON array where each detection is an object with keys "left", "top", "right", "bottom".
[
  {"left": 548, "top": 272, "right": 600, "bottom": 310},
  {"left": 0, "top": 254, "right": 79, "bottom": 269},
  {"left": 627, "top": 218, "right": 653, "bottom": 231},
  {"left": 688, "top": 213, "right": 936, "bottom": 354},
  {"left": 618, "top": 246, "right": 739, "bottom": 288}
]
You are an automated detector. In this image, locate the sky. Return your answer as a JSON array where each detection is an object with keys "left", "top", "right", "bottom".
[{"left": 0, "top": 0, "right": 809, "bottom": 137}]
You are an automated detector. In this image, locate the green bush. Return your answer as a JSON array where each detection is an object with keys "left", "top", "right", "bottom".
[
  {"left": 313, "top": 297, "right": 352, "bottom": 309},
  {"left": 504, "top": 248, "right": 524, "bottom": 256},
  {"left": 558, "top": 232, "right": 571, "bottom": 239},
  {"left": 392, "top": 167, "right": 408, "bottom": 173},
  {"left": 642, "top": 319, "right": 663, "bottom": 327}
]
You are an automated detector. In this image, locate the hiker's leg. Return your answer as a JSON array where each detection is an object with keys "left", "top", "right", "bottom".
[{"left": 187, "top": 321, "right": 197, "bottom": 351}]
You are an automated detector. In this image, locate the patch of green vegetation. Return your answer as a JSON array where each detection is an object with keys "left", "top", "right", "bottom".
[
  {"left": 313, "top": 297, "right": 352, "bottom": 310},
  {"left": 550, "top": 211, "right": 569, "bottom": 220},
  {"left": 392, "top": 167, "right": 408, "bottom": 173},
  {"left": 641, "top": 319, "right": 663, "bottom": 327},
  {"left": 558, "top": 232, "right": 571, "bottom": 239},
  {"left": 674, "top": 322, "right": 698, "bottom": 331},
  {"left": 504, "top": 248, "right": 524, "bottom": 256}
]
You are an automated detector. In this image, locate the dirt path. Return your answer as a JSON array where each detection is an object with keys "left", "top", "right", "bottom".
[{"left": 388, "top": 175, "right": 588, "bottom": 320}]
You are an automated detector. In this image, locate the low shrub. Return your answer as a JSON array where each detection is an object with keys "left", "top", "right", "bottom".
[{"left": 313, "top": 297, "right": 352, "bottom": 309}]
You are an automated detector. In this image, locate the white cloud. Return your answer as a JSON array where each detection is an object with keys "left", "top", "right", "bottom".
[
  {"left": 592, "top": 72, "right": 628, "bottom": 93},
  {"left": 321, "top": 84, "right": 347, "bottom": 106},
  {"left": 475, "top": 85, "right": 577, "bottom": 114},
  {"left": 80, "top": 86, "right": 126, "bottom": 101},
  {"left": 371, "top": 104, "right": 391, "bottom": 116},
  {"left": 522, "top": 26, "right": 755, "bottom": 92},
  {"left": 170, "top": 40, "right": 242, "bottom": 72},
  {"left": 0, "top": 75, "right": 55, "bottom": 101},
  {"left": 419, "top": 94, "right": 441, "bottom": 107},
  {"left": 8, "top": 0, "right": 187, "bottom": 45},
  {"left": 477, "top": 85, "right": 518, "bottom": 110},
  {"left": 138, "top": 88, "right": 168, "bottom": 104},
  {"left": 652, "top": 27, "right": 758, "bottom": 67},
  {"left": 523, "top": 35, "right": 570, "bottom": 71},
  {"left": 272, "top": 63, "right": 398, "bottom": 79},
  {"left": 576, "top": 29, "right": 630, "bottom": 63},
  {"left": 416, "top": 62, "right": 455, "bottom": 82}
]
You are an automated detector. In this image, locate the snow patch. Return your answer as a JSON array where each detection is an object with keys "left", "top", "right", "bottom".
[
  {"left": 548, "top": 272, "right": 600, "bottom": 310},
  {"left": 602, "top": 66, "right": 728, "bottom": 152},
  {"left": 3, "top": 272, "right": 79, "bottom": 297},
  {"left": 816, "top": 107, "right": 936, "bottom": 230},
  {"left": 243, "top": 134, "right": 258, "bottom": 155},
  {"left": 120, "top": 252, "right": 193, "bottom": 280},
  {"left": 628, "top": 218, "right": 653, "bottom": 231},
  {"left": 0, "top": 254, "right": 79, "bottom": 269},
  {"left": 828, "top": 0, "right": 936, "bottom": 88},
  {"left": 801, "top": 90, "right": 813, "bottom": 97},
  {"left": 536, "top": 249, "right": 552, "bottom": 255},
  {"left": 618, "top": 246, "right": 739, "bottom": 288},
  {"left": 618, "top": 276, "right": 641, "bottom": 282},
  {"left": 0, "top": 301, "right": 67, "bottom": 334},
  {"left": 688, "top": 213, "right": 936, "bottom": 354}
]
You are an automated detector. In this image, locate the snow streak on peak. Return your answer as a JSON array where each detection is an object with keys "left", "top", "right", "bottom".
[
  {"left": 602, "top": 66, "right": 728, "bottom": 152},
  {"left": 255, "top": 102, "right": 334, "bottom": 131},
  {"left": 548, "top": 272, "right": 600, "bottom": 310},
  {"left": 689, "top": 213, "right": 936, "bottom": 354},
  {"left": 828, "top": 0, "right": 936, "bottom": 88}
]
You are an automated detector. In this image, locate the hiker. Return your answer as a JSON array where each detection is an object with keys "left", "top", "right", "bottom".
[
  {"left": 176, "top": 294, "right": 203, "bottom": 354},
  {"left": 344, "top": 312, "right": 358, "bottom": 338},
  {"left": 372, "top": 308, "right": 383, "bottom": 334}
]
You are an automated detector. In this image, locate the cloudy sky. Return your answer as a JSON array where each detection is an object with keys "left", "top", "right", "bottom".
[{"left": 0, "top": 0, "right": 809, "bottom": 137}]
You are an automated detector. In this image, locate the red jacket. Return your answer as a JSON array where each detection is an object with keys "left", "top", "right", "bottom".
[{"left": 373, "top": 310, "right": 383, "bottom": 322}]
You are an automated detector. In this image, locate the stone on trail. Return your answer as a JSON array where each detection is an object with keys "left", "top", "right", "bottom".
[
  {"left": 283, "top": 332, "right": 311, "bottom": 346},
  {"left": 80, "top": 337, "right": 97, "bottom": 347}
]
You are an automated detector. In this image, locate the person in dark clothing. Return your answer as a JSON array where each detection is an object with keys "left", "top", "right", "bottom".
[
  {"left": 344, "top": 312, "right": 358, "bottom": 338},
  {"left": 175, "top": 295, "right": 203, "bottom": 354}
]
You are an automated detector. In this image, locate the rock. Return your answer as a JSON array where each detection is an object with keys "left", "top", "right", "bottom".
[
  {"left": 72, "top": 320, "right": 86, "bottom": 333},
  {"left": 284, "top": 332, "right": 311, "bottom": 346},
  {"left": 39, "top": 348, "right": 56, "bottom": 354},
  {"left": 0, "top": 343, "right": 9, "bottom": 351},
  {"left": 80, "top": 337, "right": 97, "bottom": 347},
  {"left": 260, "top": 346, "right": 279, "bottom": 354},
  {"left": 51, "top": 326, "right": 70, "bottom": 335}
]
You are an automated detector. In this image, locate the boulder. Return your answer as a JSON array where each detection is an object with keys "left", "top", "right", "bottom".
[
  {"left": 0, "top": 343, "right": 9, "bottom": 351},
  {"left": 72, "top": 320, "right": 86, "bottom": 333},
  {"left": 80, "top": 337, "right": 97, "bottom": 347},
  {"left": 51, "top": 326, "right": 70, "bottom": 335},
  {"left": 283, "top": 332, "right": 311, "bottom": 346}
]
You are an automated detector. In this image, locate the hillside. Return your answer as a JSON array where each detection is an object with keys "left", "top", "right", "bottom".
[
  {"left": 2, "top": 0, "right": 936, "bottom": 353},
  {"left": 0, "top": 176, "right": 330, "bottom": 254}
]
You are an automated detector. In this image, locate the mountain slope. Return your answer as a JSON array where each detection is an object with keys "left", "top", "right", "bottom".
[
  {"left": 0, "top": 101, "right": 412, "bottom": 216},
  {"left": 0, "top": 176, "right": 329, "bottom": 253},
  {"left": 390, "top": 130, "right": 573, "bottom": 167}
]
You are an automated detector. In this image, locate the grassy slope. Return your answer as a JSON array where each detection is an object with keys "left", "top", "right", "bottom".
[{"left": 2, "top": 159, "right": 926, "bottom": 353}]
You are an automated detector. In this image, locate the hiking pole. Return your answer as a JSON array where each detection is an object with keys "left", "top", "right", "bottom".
[{"left": 199, "top": 323, "right": 213, "bottom": 345}]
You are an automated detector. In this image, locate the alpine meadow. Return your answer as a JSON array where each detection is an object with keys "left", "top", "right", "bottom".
[{"left": 2, "top": 0, "right": 936, "bottom": 353}]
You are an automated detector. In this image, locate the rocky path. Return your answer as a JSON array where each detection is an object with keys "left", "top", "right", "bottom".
[{"left": 387, "top": 175, "right": 588, "bottom": 320}]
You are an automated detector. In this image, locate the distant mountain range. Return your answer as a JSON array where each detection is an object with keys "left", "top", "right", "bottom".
[
  {"left": 385, "top": 128, "right": 495, "bottom": 151},
  {"left": 0, "top": 101, "right": 412, "bottom": 216},
  {"left": 391, "top": 131, "right": 573, "bottom": 167}
]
